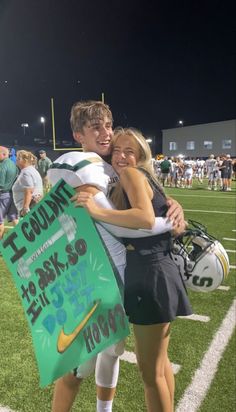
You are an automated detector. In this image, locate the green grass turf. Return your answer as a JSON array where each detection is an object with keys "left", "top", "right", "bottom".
[
  {"left": 199, "top": 330, "right": 236, "bottom": 412},
  {"left": 0, "top": 179, "right": 235, "bottom": 411}
]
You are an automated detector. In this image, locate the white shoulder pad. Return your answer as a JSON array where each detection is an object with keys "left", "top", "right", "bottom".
[{"left": 47, "top": 151, "right": 118, "bottom": 195}]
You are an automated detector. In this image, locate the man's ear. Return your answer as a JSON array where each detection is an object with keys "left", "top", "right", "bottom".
[{"left": 73, "top": 132, "right": 84, "bottom": 145}]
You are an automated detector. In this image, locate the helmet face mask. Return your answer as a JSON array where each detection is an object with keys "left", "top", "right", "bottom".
[{"left": 171, "top": 221, "right": 230, "bottom": 292}]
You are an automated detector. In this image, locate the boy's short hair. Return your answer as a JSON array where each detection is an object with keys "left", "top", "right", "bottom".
[{"left": 70, "top": 100, "right": 113, "bottom": 133}]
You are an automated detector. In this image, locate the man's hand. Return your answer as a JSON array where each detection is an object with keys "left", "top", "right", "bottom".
[
  {"left": 71, "top": 191, "right": 100, "bottom": 217},
  {"left": 166, "top": 197, "right": 185, "bottom": 227},
  {"left": 171, "top": 219, "right": 188, "bottom": 238},
  {"left": 20, "top": 207, "right": 30, "bottom": 217}
]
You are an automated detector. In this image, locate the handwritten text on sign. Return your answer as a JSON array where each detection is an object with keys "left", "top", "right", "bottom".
[{"left": 1, "top": 180, "right": 129, "bottom": 387}]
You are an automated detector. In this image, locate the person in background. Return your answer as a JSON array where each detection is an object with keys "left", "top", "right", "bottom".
[
  {"left": 195, "top": 158, "right": 205, "bottom": 184},
  {"left": 37, "top": 149, "right": 52, "bottom": 193},
  {"left": 224, "top": 154, "right": 233, "bottom": 191},
  {"left": 220, "top": 154, "right": 232, "bottom": 191},
  {"left": 153, "top": 156, "right": 162, "bottom": 182},
  {"left": 214, "top": 156, "right": 223, "bottom": 190},
  {"left": 0, "top": 146, "right": 19, "bottom": 240},
  {"left": 12, "top": 150, "right": 43, "bottom": 217},
  {"left": 183, "top": 157, "right": 194, "bottom": 189},
  {"left": 176, "top": 156, "right": 185, "bottom": 188},
  {"left": 169, "top": 157, "right": 178, "bottom": 188},
  {"left": 74, "top": 127, "right": 192, "bottom": 412},
  {"left": 9, "top": 147, "right": 17, "bottom": 164},
  {"left": 160, "top": 156, "right": 171, "bottom": 187},
  {"left": 232, "top": 157, "right": 236, "bottom": 181},
  {"left": 205, "top": 154, "right": 217, "bottom": 190}
]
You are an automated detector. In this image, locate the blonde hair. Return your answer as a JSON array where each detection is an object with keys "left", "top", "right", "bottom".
[
  {"left": 110, "top": 127, "right": 164, "bottom": 209},
  {"left": 17, "top": 150, "right": 38, "bottom": 166}
]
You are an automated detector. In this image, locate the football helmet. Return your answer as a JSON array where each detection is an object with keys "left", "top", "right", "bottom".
[{"left": 171, "top": 220, "right": 229, "bottom": 292}]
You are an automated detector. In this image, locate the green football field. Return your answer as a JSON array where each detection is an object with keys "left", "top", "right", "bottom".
[{"left": 0, "top": 179, "right": 235, "bottom": 412}]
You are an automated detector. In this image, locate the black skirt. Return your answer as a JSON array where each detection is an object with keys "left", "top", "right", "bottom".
[{"left": 124, "top": 250, "right": 193, "bottom": 325}]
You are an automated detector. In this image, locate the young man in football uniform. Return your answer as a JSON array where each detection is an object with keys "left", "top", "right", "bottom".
[
  {"left": 48, "top": 100, "right": 185, "bottom": 412},
  {"left": 206, "top": 154, "right": 217, "bottom": 190}
]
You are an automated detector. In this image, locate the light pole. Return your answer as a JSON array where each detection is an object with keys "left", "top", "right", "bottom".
[
  {"left": 21, "top": 123, "right": 29, "bottom": 135},
  {"left": 40, "top": 116, "right": 46, "bottom": 137},
  {"left": 178, "top": 120, "right": 184, "bottom": 127},
  {"left": 146, "top": 136, "right": 156, "bottom": 155}
]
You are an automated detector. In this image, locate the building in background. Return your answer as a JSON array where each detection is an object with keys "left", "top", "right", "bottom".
[{"left": 162, "top": 119, "right": 236, "bottom": 158}]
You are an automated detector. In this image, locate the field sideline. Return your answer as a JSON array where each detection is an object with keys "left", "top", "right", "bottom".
[{"left": 0, "top": 180, "right": 235, "bottom": 412}]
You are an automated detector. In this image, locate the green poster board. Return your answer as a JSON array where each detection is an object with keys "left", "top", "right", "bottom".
[{"left": 0, "top": 180, "right": 129, "bottom": 387}]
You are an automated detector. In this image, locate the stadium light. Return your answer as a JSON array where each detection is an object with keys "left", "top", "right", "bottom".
[
  {"left": 40, "top": 116, "right": 46, "bottom": 137},
  {"left": 21, "top": 123, "right": 29, "bottom": 135},
  {"left": 178, "top": 120, "right": 184, "bottom": 126}
]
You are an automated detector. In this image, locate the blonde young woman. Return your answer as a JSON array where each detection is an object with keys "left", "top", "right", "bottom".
[
  {"left": 12, "top": 150, "right": 43, "bottom": 217},
  {"left": 74, "top": 128, "right": 192, "bottom": 412}
]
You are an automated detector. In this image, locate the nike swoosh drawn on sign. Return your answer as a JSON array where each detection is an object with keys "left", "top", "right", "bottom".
[{"left": 57, "top": 300, "right": 100, "bottom": 353}]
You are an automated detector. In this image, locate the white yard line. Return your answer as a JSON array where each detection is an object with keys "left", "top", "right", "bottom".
[
  {"left": 0, "top": 407, "right": 17, "bottom": 412},
  {"left": 167, "top": 194, "right": 234, "bottom": 199},
  {"left": 225, "top": 249, "right": 236, "bottom": 253},
  {"left": 120, "top": 350, "right": 181, "bottom": 374},
  {"left": 120, "top": 350, "right": 137, "bottom": 364},
  {"left": 230, "top": 265, "right": 236, "bottom": 269},
  {"left": 176, "top": 299, "right": 236, "bottom": 412},
  {"left": 184, "top": 209, "right": 236, "bottom": 214},
  {"left": 217, "top": 285, "right": 230, "bottom": 291},
  {"left": 178, "top": 314, "right": 210, "bottom": 322},
  {"left": 223, "top": 238, "right": 236, "bottom": 241}
]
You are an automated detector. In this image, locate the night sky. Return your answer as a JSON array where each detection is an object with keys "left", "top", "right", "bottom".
[{"left": 0, "top": 0, "right": 235, "bottom": 145}]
